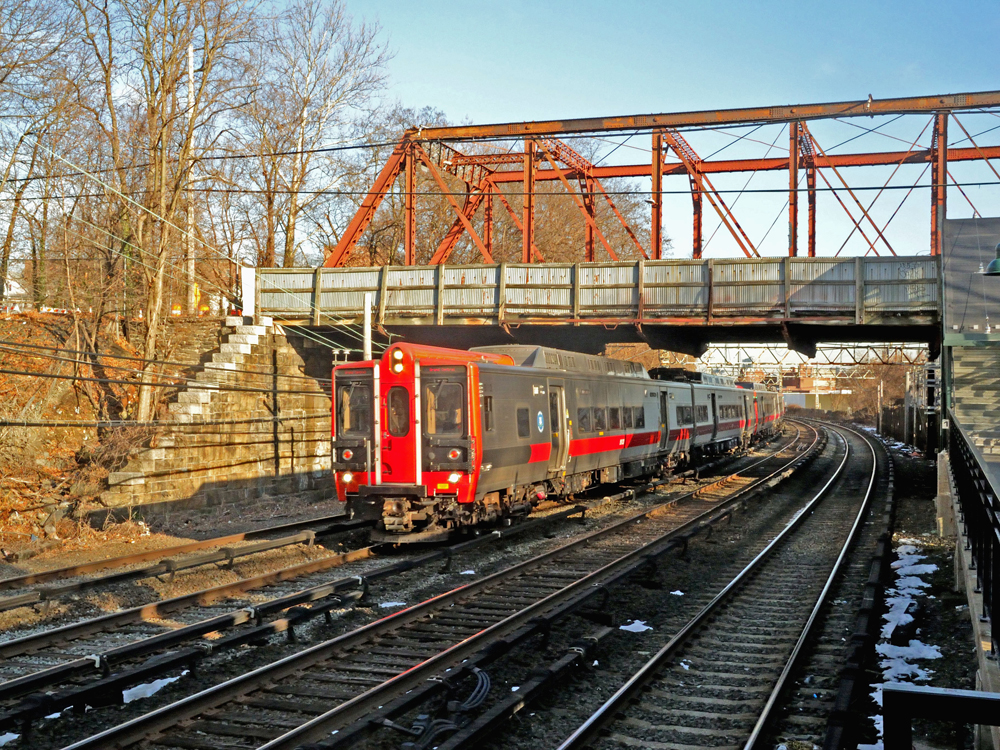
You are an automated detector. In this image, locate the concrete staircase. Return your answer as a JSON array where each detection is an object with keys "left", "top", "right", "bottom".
[{"left": 952, "top": 346, "right": 1000, "bottom": 455}]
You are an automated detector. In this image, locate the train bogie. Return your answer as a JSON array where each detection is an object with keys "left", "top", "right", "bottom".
[{"left": 333, "top": 344, "right": 784, "bottom": 541}]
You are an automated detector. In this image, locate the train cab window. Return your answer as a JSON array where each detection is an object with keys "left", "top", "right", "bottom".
[
  {"left": 633, "top": 406, "right": 645, "bottom": 429},
  {"left": 593, "top": 407, "right": 607, "bottom": 432},
  {"left": 609, "top": 407, "right": 621, "bottom": 430},
  {"left": 425, "top": 381, "right": 464, "bottom": 435},
  {"left": 577, "top": 407, "right": 593, "bottom": 433},
  {"left": 484, "top": 396, "right": 495, "bottom": 431},
  {"left": 516, "top": 408, "right": 530, "bottom": 438},
  {"left": 387, "top": 387, "right": 410, "bottom": 437},
  {"left": 622, "top": 406, "right": 633, "bottom": 429},
  {"left": 337, "top": 382, "right": 372, "bottom": 436}
]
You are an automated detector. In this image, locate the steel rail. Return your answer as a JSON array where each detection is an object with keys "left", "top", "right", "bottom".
[
  {"left": 0, "top": 531, "right": 324, "bottom": 614},
  {"left": 556, "top": 424, "right": 862, "bottom": 749},
  {"left": 59, "top": 424, "right": 816, "bottom": 750},
  {"left": 0, "top": 516, "right": 369, "bottom": 591}
]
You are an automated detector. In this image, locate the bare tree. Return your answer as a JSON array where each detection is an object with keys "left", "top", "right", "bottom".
[{"left": 235, "top": 0, "right": 388, "bottom": 267}]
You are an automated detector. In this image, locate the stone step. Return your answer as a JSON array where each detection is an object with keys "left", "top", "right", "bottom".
[
  {"left": 225, "top": 315, "right": 254, "bottom": 327},
  {"left": 227, "top": 334, "right": 260, "bottom": 345},
  {"left": 234, "top": 325, "right": 268, "bottom": 336},
  {"left": 220, "top": 342, "right": 252, "bottom": 355}
]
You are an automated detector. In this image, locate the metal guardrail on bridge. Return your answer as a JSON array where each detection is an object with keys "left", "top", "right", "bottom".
[
  {"left": 949, "top": 409, "right": 1000, "bottom": 656},
  {"left": 254, "top": 256, "right": 940, "bottom": 327}
]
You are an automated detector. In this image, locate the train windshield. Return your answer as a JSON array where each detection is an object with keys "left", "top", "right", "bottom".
[
  {"left": 336, "top": 380, "right": 372, "bottom": 436},
  {"left": 424, "top": 380, "right": 464, "bottom": 435}
]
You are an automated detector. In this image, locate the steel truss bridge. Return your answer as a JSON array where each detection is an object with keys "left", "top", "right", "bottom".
[{"left": 251, "top": 89, "right": 1000, "bottom": 360}]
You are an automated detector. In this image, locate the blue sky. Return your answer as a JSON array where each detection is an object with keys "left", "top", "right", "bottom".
[{"left": 344, "top": 0, "right": 1000, "bottom": 258}]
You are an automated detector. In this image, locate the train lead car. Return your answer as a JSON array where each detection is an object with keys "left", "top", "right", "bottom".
[{"left": 332, "top": 343, "right": 783, "bottom": 542}]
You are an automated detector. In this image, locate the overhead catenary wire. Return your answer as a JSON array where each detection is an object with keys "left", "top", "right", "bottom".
[
  {"left": 0, "top": 342, "right": 333, "bottom": 394},
  {"left": 0, "top": 338, "right": 334, "bottom": 383},
  {"left": 0, "top": 362, "right": 330, "bottom": 397},
  {"left": 29, "top": 136, "right": 384, "bottom": 355}
]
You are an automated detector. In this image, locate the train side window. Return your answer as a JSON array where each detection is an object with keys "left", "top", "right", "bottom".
[
  {"left": 516, "top": 408, "right": 530, "bottom": 438},
  {"left": 517, "top": 409, "right": 531, "bottom": 437},
  {"left": 387, "top": 387, "right": 410, "bottom": 437},
  {"left": 634, "top": 406, "right": 645, "bottom": 429},
  {"left": 696, "top": 405, "right": 709, "bottom": 422},
  {"left": 609, "top": 407, "right": 621, "bottom": 430},
  {"left": 484, "top": 396, "right": 495, "bottom": 431},
  {"left": 622, "top": 406, "right": 633, "bottom": 429},
  {"left": 577, "top": 407, "right": 592, "bottom": 433},
  {"left": 676, "top": 405, "right": 692, "bottom": 425},
  {"left": 593, "top": 407, "right": 607, "bottom": 432}
]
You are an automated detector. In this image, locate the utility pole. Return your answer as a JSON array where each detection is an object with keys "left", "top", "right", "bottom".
[{"left": 186, "top": 43, "right": 196, "bottom": 315}]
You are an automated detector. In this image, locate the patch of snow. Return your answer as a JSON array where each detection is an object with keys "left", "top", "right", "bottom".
[
  {"left": 459, "top": 570, "right": 475, "bottom": 575},
  {"left": 122, "top": 670, "right": 188, "bottom": 704},
  {"left": 511, "top": 686, "right": 519, "bottom": 692},
  {"left": 679, "top": 660, "right": 691, "bottom": 671},
  {"left": 379, "top": 601, "right": 407, "bottom": 608},
  {"left": 619, "top": 620, "right": 653, "bottom": 633},
  {"left": 0, "top": 733, "right": 19, "bottom": 748},
  {"left": 894, "top": 564, "right": 938, "bottom": 577},
  {"left": 877, "top": 640, "right": 942, "bottom": 661},
  {"left": 670, "top": 590, "right": 684, "bottom": 596},
  {"left": 592, "top": 660, "right": 599, "bottom": 667}
]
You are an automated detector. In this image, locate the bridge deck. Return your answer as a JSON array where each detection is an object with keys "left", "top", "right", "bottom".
[{"left": 255, "top": 256, "right": 940, "bottom": 355}]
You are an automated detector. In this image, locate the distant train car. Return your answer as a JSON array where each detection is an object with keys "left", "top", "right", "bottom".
[{"left": 332, "top": 344, "right": 783, "bottom": 542}]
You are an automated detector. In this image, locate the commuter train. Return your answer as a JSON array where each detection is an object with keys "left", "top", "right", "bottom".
[{"left": 332, "top": 343, "right": 783, "bottom": 542}]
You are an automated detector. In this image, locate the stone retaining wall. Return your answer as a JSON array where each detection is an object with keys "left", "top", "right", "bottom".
[{"left": 99, "top": 316, "right": 333, "bottom": 516}]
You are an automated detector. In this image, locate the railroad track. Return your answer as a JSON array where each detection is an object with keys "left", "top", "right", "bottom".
[
  {"left": 0, "top": 516, "right": 371, "bottom": 614},
  {"left": 32, "top": 423, "right": 819, "bottom": 750},
  {"left": 0, "top": 427, "right": 801, "bottom": 724},
  {"left": 551, "top": 423, "right": 880, "bottom": 750}
]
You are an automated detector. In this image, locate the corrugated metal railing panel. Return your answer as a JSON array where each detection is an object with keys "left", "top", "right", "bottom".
[
  {"left": 256, "top": 256, "right": 941, "bottom": 323},
  {"left": 864, "top": 258, "right": 939, "bottom": 311},
  {"left": 505, "top": 264, "right": 573, "bottom": 316},
  {"left": 319, "top": 269, "right": 379, "bottom": 314},
  {"left": 789, "top": 259, "right": 856, "bottom": 311},
  {"left": 712, "top": 259, "right": 784, "bottom": 314},
  {"left": 642, "top": 261, "right": 708, "bottom": 315},
  {"left": 442, "top": 266, "right": 498, "bottom": 317},
  {"left": 386, "top": 267, "right": 436, "bottom": 316},
  {"left": 580, "top": 263, "right": 639, "bottom": 317},
  {"left": 260, "top": 269, "right": 317, "bottom": 314}
]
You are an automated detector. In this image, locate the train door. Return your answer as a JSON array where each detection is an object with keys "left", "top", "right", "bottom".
[
  {"left": 547, "top": 384, "right": 568, "bottom": 477},
  {"left": 710, "top": 393, "right": 719, "bottom": 440},
  {"left": 659, "top": 391, "right": 670, "bottom": 449}
]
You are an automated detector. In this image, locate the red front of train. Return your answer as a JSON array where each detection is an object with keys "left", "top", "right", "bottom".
[{"left": 331, "top": 343, "right": 512, "bottom": 532}]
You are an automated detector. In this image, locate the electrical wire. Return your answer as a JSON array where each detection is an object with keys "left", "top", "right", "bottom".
[
  {"left": 29, "top": 136, "right": 381, "bottom": 354},
  {"left": 0, "top": 338, "right": 334, "bottom": 382}
]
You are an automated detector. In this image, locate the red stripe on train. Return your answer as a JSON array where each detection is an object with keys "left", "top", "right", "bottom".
[
  {"left": 569, "top": 430, "right": 661, "bottom": 457},
  {"left": 528, "top": 442, "right": 552, "bottom": 463}
]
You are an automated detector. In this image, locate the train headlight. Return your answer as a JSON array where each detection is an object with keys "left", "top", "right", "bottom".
[
  {"left": 342, "top": 472, "right": 354, "bottom": 484},
  {"left": 392, "top": 349, "right": 404, "bottom": 361},
  {"left": 448, "top": 472, "right": 462, "bottom": 483},
  {"left": 447, "top": 448, "right": 461, "bottom": 460},
  {"left": 392, "top": 362, "right": 404, "bottom": 373},
  {"left": 341, "top": 448, "right": 354, "bottom": 461}
]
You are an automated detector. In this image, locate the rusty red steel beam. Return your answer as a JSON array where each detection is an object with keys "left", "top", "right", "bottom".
[
  {"left": 413, "top": 90, "right": 1000, "bottom": 140},
  {"left": 324, "top": 140, "right": 408, "bottom": 267},
  {"left": 486, "top": 144, "right": 1000, "bottom": 182}
]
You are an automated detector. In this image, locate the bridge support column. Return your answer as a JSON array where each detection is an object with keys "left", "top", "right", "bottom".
[
  {"left": 807, "top": 163, "right": 817, "bottom": 257},
  {"left": 584, "top": 177, "right": 595, "bottom": 262},
  {"left": 691, "top": 174, "right": 703, "bottom": 259},
  {"left": 404, "top": 146, "right": 415, "bottom": 265},
  {"left": 788, "top": 122, "right": 800, "bottom": 257},
  {"left": 651, "top": 131, "right": 663, "bottom": 260},
  {"left": 931, "top": 112, "right": 949, "bottom": 257},
  {"left": 523, "top": 139, "right": 535, "bottom": 263}
]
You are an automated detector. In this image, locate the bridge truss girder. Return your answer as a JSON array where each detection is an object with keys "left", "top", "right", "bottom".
[{"left": 324, "top": 89, "right": 1000, "bottom": 268}]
